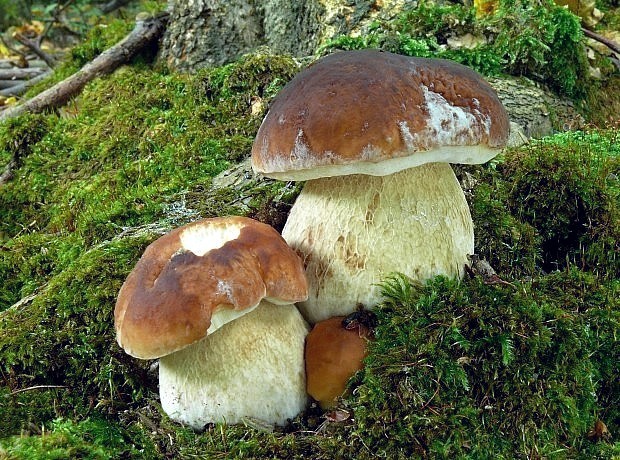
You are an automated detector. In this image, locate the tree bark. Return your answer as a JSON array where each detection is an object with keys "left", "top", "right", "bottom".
[{"left": 160, "top": 0, "right": 406, "bottom": 72}]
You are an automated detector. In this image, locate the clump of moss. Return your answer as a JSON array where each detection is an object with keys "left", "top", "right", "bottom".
[
  {"left": 348, "top": 271, "right": 619, "bottom": 457},
  {"left": 0, "top": 232, "right": 155, "bottom": 437},
  {"left": 466, "top": 165, "right": 542, "bottom": 278},
  {"left": 0, "top": 114, "right": 50, "bottom": 182},
  {"left": 0, "top": 417, "right": 150, "bottom": 459},
  {"left": 10, "top": 267, "right": 614, "bottom": 459},
  {"left": 320, "top": 0, "right": 591, "bottom": 97},
  {"left": 465, "top": 128, "right": 619, "bottom": 280},
  {"left": 502, "top": 130, "right": 619, "bottom": 277}
]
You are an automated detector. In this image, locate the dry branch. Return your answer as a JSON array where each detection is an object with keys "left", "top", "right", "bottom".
[
  {"left": 0, "top": 70, "right": 53, "bottom": 97},
  {"left": 582, "top": 27, "right": 620, "bottom": 55},
  {"left": 0, "top": 68, "right": 47, "bottom": 80},
  {"left": 13, "top": 33, "right": 58, "bottom": 68},
  {"left": 7, "top": 385, "right": 68, "bottom": 396},
  {"left": 0, "top": 12, "right": 169, "bottom": 123},
  {"left": 0, "top": 80, "right": 21, "bottom": 90},
  {"left": 0, "top": 59, "right": 48, "bottom": 69}
]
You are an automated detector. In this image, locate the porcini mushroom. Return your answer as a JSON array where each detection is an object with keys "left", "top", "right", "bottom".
[
  {"left": 251, "top": 50, "right": 510, "bottom": 324},
  {"left": 305, "top": 314, "right": 373, "bottom": 409},
  {"left": 114, "top": 216, "right": 309, "bottom": 428}
]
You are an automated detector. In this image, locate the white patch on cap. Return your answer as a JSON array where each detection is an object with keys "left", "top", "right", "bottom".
[
  {"left": 292, "top": 129, "right": 312, "bottom": 163},
  {"left": 179, "top": 222, "right": 243, "bottom": 257},
  {"left": 404, "top": 85, "right": 491, "bottom": 150},
  {"left": 360, "top": 144, "right": 381, "bottom": 161},
  {"left": 216, "top": 279, "right": 234, "bottom": 303}
]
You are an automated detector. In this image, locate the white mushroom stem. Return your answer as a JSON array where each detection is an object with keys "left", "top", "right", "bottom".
[
  {"left": 282, "top": 162, "right": 473, "bottom": 324},
  {"left": 158, "top": 301, "right": 309, "bottom": 429}
]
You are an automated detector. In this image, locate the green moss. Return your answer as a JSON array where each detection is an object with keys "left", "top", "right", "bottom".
[
  {"left": 0, "top": 231, "right": 156, "bottom": 437},
  {"left": 320, "top": 0, "right": 592, "bottom": 97},
  {"left": 464, "top": 128, "right": 619, "bottom": 280},
  {"left": 8, "top": 267, "right": 614, "bottom": 458},
  {"left": 0, "top": 114, "right": 50, "bottom": 176},
  {"left": 503, "top": 130, "right": 619, "bottom": 278},
  {"left": 349, "top": 271, "right": 619, "bottom": 457},
  {"left": 0, "top": 51, "right": 300, "bottom": 312},
  {"left": 0, "top": 417, "right": 151, "bottom": 459},
  {"left": 466, "top": 163, "right": 542, "bottom": 278}
]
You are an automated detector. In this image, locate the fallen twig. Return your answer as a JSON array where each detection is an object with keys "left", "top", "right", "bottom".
[
  {"left": 0, "top": 12, "right": 169, "bottom": 123},
  {"left": 0, "top": 80, "right": 21, "bottom": 90},
  {"left": 7, "top": 385, "right": 68, "bottom": 396},
  {"left": 0, "top": 70, "right": 53, "bottom": 97},
  {"left": 582, "top": 27, "right": 620, "bottom": 55},
  {"left": 0, "top": 68, "right": 47, "bottom": 80},
  {"left": 0, "top": 58, "right": 48, "bottom": 69},
  {"left": 13, "top": 32, "right": 58, "bottom": 68}
]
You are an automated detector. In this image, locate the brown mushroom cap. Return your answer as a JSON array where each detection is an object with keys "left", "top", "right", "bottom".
[
  {"left": 305, "top": 316, "right": 371, "bottom": 409},
  {"left": 114, "top": 216, "right": 308, "bottom": 359},
  {"left": 252, "top": 50, "right": 510, "bottom": 181}
]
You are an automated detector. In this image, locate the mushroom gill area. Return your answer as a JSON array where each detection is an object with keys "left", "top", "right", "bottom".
[{"left": 282, "top": 162, "right": 474, "bottom": 324}]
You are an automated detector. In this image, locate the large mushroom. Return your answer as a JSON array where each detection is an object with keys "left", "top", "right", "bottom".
[
  {"left": 251, "top": 50, "right": 510, "bottom": 324},
  {"left": 114, "top": 216, "right": 309, "bottom": 428}
]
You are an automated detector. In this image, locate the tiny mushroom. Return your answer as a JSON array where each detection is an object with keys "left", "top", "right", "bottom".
[
  {"left": 305, "top": 314, "right": 373, "bottom": 409},
  {"left": 252, "top": 50, "right": 510, "bottom": 324},
  {"left": 114, "top": 216, "right": 309, "bottom": 429}
]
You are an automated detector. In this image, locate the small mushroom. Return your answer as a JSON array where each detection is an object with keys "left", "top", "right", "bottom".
[
  {"left": 252, "top": 50, "right": 510, "bottom": 323},
  {"left": 114, "top": 216, "right": 309, "bottom": 428},
  {"left": 305, "top": 314, "right": 373, "bottom": 409}
]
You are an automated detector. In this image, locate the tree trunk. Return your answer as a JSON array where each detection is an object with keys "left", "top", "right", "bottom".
[{"left": 160, "top": 0, "right": 406, "bottom": 71}]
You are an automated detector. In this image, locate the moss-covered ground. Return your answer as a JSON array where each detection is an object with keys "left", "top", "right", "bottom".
[{"left": 0, "top": 0, "right": 619, "bottom": 458}]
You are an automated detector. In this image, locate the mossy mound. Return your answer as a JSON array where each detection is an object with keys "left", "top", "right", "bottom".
[
  {"left": 468, "top": 129, "right": 620, "bottom": 279},
  {"left": 2, "top": 270, "right": 616, "bottom": 458},
  {"left": 351, "top": 271, "right": 619, "bottom": 458}
]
